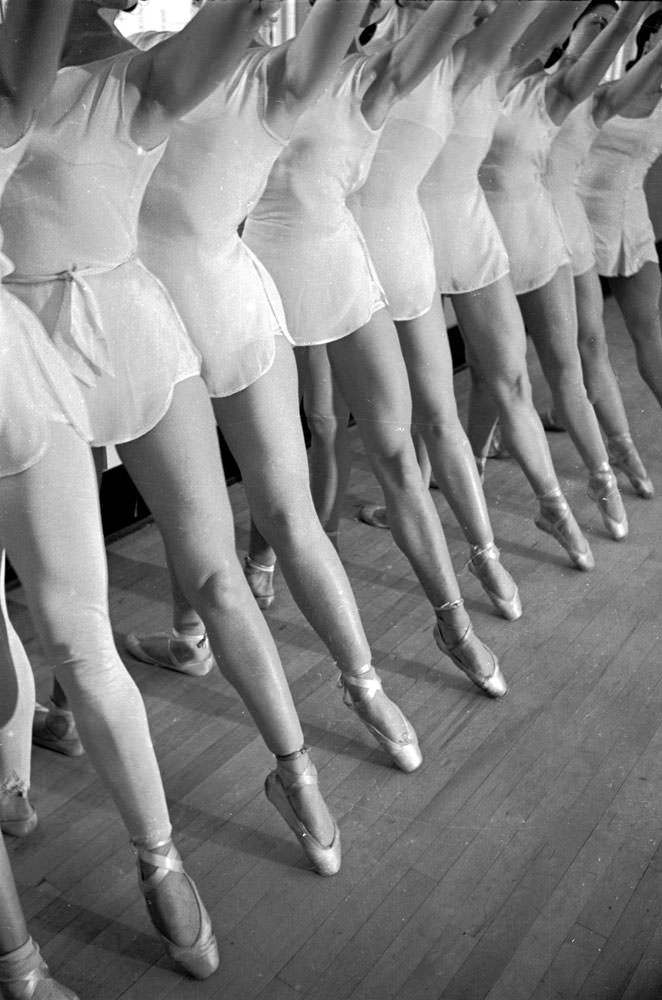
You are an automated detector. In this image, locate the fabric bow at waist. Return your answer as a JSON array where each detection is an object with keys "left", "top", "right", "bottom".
[{"left": 5, "top": 255, "right": 135, "bottom": 388}]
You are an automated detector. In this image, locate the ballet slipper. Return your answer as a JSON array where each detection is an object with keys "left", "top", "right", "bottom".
[
  {"left": 32, "top": 702, "right": 84, "bottom": 758},
  {"left": 243, "top": 556, "right": 275, "bottom": 610},
  {"left": 607, "top": 434, "right": 654, "bottom": 500},
  {"left": 433, "top": 599, "right": 507, "bottom": 698},
  {"left": 264, "top": 749, "right": 341, "bottom": 876},
  {"left": 124, "top": 630, "right": 215, "bottom": 677},
  {"left": 587, "top": 467, "right": 629, "bottom": 541},
  {"left": 136, "top": 840, "right": 219, "bottom": 980},
  {"left": 0, "top": 789, "right": 37, "bottom": 839},
  {"left": 358, "top": 504, "right": 389, "bottom": 530},
  {"left": 467, "top": 542, "right": 522, "bottom": 621},
  {"left": 338, "top": 666, "right": 422, "bottom": 772},
  {"left": 0, "top": 937, "right": 79, "bottom": 1000}
]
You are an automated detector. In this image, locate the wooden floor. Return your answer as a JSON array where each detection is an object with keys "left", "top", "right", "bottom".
[{"left": 7, "top": 296, "right": 662, "bottom": 1000}]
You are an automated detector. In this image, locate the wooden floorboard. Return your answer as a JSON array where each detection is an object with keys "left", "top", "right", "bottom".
[{"left": 6, "top": 294, "right": 662, "bottom": 999}]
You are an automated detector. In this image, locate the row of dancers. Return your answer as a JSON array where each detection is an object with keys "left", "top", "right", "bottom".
[{"left": 0, "top": 1, "right": 661, "bottom": 997}]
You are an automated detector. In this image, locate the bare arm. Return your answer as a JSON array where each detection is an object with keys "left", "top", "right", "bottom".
[
  {"left": 265, "top": 0, "right": 372, "bottom": 133},
  {"left": 547, "top": 1, "right": 652, "bottom": 124},
  {"left": 453, "top": 0, "right": 546, "bottom": 104},
  {"left": 504, "top": 0, "right": 589, "bottom": 86},
  {"left": 0, "top": 0, "right": 75, "bottom": 144},
  {"left": 361, "top": 0, "right": 481, "bottom": 130},
  {"left": 127, "top": 0, "right": 277, "bottom": 148},
  {"left": 592, "top": 34, "right": 662, "bottom": 125}
]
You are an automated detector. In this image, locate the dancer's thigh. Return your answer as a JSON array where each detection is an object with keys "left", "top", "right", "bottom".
[
  {"left": 453, "top": 275, "right": 528, "bottom": 381},
  {"left": 574, "top": 267, "right": 608, "bottom": 344},
  {"left": 0, "top": 423, "right": 110, "bottom": 658},
  {"left": 518, "top": 266, "right": 580, "bottom": 372},
  {"left": 395, "top": 297, "right": 457, "bottom": 422},
  {"left": 117, "top": 376, "right": 240, "bottom": 587},
  {"left": 296, "top": 345, "right": 350, "bottom": 424},
  {"left": 610, "top": 262, "right": 662, "bottom": 335}
]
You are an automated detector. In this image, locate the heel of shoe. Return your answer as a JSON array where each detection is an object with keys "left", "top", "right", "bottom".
[
  {"left": 339, "top": 667, "right": 422, "bottom": 772},
  {"left": 136, "top": 841, "right": 219, "bottom": 980},
  {"left": 0, "top": 937, "right": 79, "bottom": 999},
  {"left": 264, "top": 752, "right": 341, "bottom": 877},
  {"left": 244, "top": 556, "right": 276, "bottom": 609},
  {"left": 467, "top": 542, "right": 522, "bottom": 621},
  {"left": 433, "top": 600, "right": 507, "bottom": 698}
]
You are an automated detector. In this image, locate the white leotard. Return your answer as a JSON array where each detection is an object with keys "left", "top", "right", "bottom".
[
  {"left": 0, "top": 52, "right": 200, "bottom": 447},
  {"left": 480, "top": 70, "right": 570, "bottom": 294},
  {"left": 578, "top": 100, "right": 662, "bottom": 277}
]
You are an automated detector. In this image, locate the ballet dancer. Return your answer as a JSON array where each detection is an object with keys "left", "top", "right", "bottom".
[
  {"left": 243, "top": 0, "right": 509, "bottom": 698},
  {"left": 578, "top": 10, "right": 662, "bottom": 419},
  {"left": 2, "top": 0, "right": 342, "bottom": 895},
  {"left": 474, "top": 0, "right": 631, "bottom": 546}
]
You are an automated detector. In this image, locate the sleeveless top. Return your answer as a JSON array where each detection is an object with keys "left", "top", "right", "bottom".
[
  {"left": 480, "top": 70, "right": 570, "bottom": 294},
  {"left": 242, "top": 54, "right": 387, "bottom": 346},
  {"left": 547, "top": 98, "right": 599, "bottom": 277},
  {"left": 137, "top": 39, "right": 297, "bottom": 397},
  {"left": 420, "top": 74, "right": 510, "bottom": 294},
  {"left": 349, "top": 7, "right": 455, "bottom": 318},
  {"left": 0, "top": 129, "right": 91, "bottom": 477},
  {"left": 0, "top": 52, "right": 200, "bottom": 446},
  {"left": 578, "top": 99, "right": 662, "bottom": 277}
]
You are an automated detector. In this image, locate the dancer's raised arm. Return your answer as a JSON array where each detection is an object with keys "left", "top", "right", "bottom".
[
  {"left": 127, "top": 0, "right": 279, "bottom": 145},
  {"left": 361, "top": 0, "right": 481, "bottom": 127},
  {"left": 0, "top": 0, "right": 75, "bottom": 140},
  {"left": 265, "top": 0, "right": 372, "bottom": 127},
  {"left": 508, "top": 0, "right": 590, "bottom": 77},
  {"left": 453, "top": 0, "right": 546, "bottom": 102},
  {"left": 593, "top": 19, "right": 662, "bottom": 124},
  {"left": 547, "top": 0, "right": 652, "bottom": 122}
]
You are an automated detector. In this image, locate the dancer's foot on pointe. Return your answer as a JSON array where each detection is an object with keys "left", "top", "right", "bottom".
[
  {"left": 433, "top": 599, "right": 507, "bottom": 698},
  {"left": 0, "top": 788, "right": 37, "bottom": 838},
  {"left": 339, "top": 665, "right": 422, "bottom": 772},
  {"left": 608, "top": 433, "right": 654, "bottom": 500},
  {"left": 244, "top": 556, "right": 276, "bottom": 609},
  {"left": 468, "top": 542, "right": 522, "bottom": 621},
  {"left": 587, "top": 466, "right": 629, "bottom": 541},
  {"left": 535, "top": 490, "right": 595, "bottom": 570},
  {"left": 358, "top": 504, "right": 389, "bottom": 530},
  {"left": 0, "top": 937, "right": 79, "bottom": 999},
  {"left": 125, "top": 629, "right": 215, "bottom": 677},
  {"left": 265, "top": 748, "right": 341, "bottom": 876}
]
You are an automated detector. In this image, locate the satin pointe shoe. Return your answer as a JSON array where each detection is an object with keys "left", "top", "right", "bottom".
[
  {"left": 136, "top": 840, "right": 219, "bottom": 979},
  {"left": 587, "top": 467, "right": 629, "bottom": 541},
  {"left": 125, "top": 629, "right": 215, "bottom": 677},
  {"left": 339, "top": 665, "right": 422, "bottom": 773},
  {"left": 244, "top": 556, "right": 276, "bottom": 609},
  {"left": 535, "top": 496, "right": 595, "bottom": 571},
  {"left": 468, "top": 542, "right": 522, "bottom": 622},
  {"left": 0, "top": 789, "right": 38, "bottom": 839},
  {"left": 433, "top": 599, "right": 507, "bottom": 698},
  {"left": 32, "top": 702, "right": 84, "bottom": 758},
  {"left": 0, "top": 937, "right": 79, "bottom": 1000},
  {"left": 264, "top": 750, "right": 341, "bottom": 877},
  {"left": 358, "top": 504, "right": 389, "bottom": 530},
  {"left": 607, "top": 434, "right": 654, "bottom": 500}
]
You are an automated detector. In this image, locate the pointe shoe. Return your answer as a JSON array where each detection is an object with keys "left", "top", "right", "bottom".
[
  {"left": 0, "top": 790, "right": 38, "bottom": 839},
  {"left": 433, "top": 599, "right": 507, "bottom": 698},
  {"left": 339, "top": 666, "right": 422, "bottom": 772},
  {"left": 607, "top": 435, "right": 654, "bottom": 500},
  {"left": 264, "top": 752, "right": 341, "bottom": 876},
  {"left": 0, "top": 937, "right": 79, "bottom": 1000},
  {"left": 136, "top": 840, "right": 219, "bottom": 979},
  {"left": 125, "top": 630, "right": 215, "bottom": 677},
  {"left": 486, "top": 422, "right": 509, "bottom": 459},
  {"left": 244, "top": 556, "right": 276, "bottom": 610},
  {"left": 535, "top": 500, "right": 595, "bottom": 571},
  {"left": 358, "top": 504, "right": 389, "bottom": 530},
  {"left": 468, "top": 542, "right": 522, "bottom": 621},
  {"left": 587, "top": 469, "right": 629, "bottom": 541},
  {"left": 32, "top": 702, "right": 84, "bottom": 758}
]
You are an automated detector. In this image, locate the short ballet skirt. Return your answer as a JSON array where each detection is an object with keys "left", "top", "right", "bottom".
[
  {"left": 420, "top": 181, "right": 510, "bottom": 295},
  {"left": 0, "top": 285, "right": 91, "bottom": 477},
  {"left": 554, "top": 188, "right": 596, "bottom": 278},
  {"left": 5, "top": 258, "right": 201, "bottom": 447},
  {"left": 581, "top": 187, "right": 659, "bottom": 278}
]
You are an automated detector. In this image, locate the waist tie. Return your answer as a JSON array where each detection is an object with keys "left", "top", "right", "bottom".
[{"left": 6, "top": 255, "right": 136, "bottom": 388}]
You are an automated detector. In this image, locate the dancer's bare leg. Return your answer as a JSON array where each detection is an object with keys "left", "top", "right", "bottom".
[{"left": 610, "top": 262, "right": 662, "bottom": 407}]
